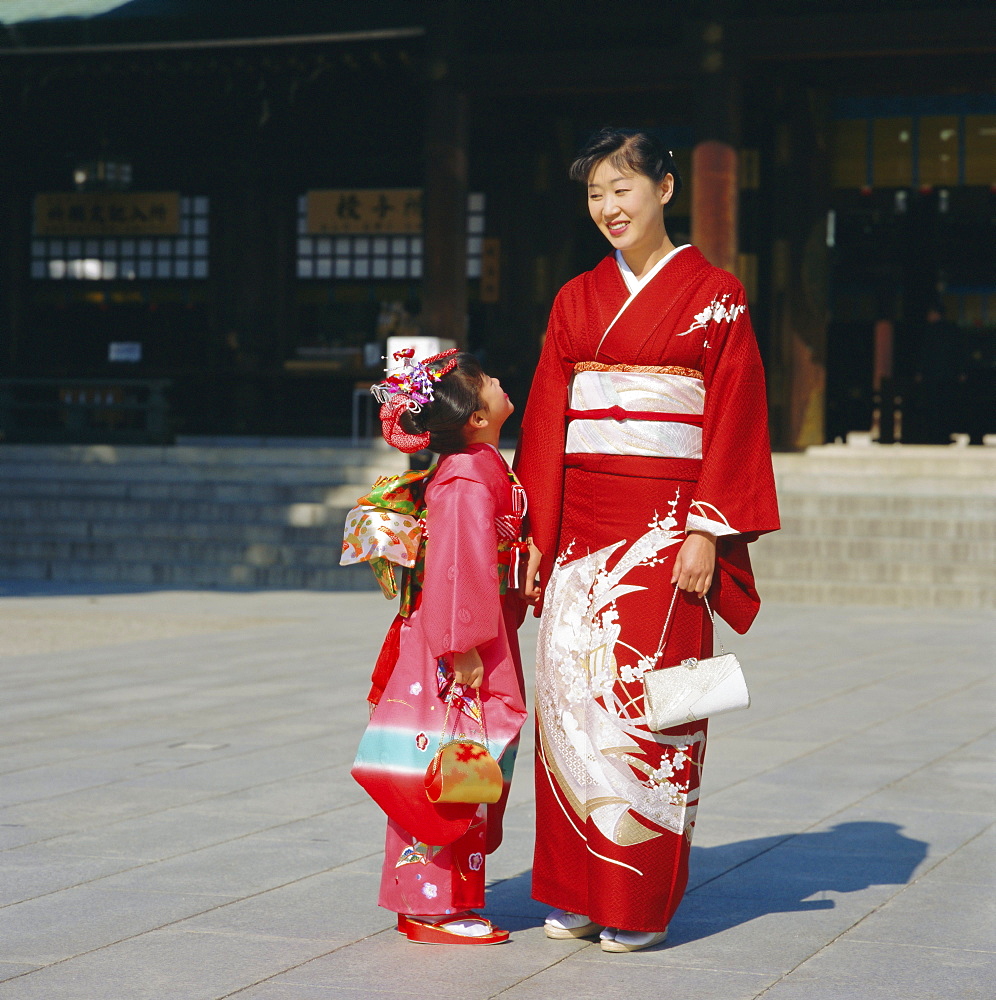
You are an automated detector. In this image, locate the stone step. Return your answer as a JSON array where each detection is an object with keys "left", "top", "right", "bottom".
[
  {"left": 0, "top": 536, "right": 345, "bottom": 568},
  {"left": 773, "top": 473, "right": 994, "bottom": 496},
  {"left": 0, "top": 496, "right": 356, "bottom": 527},
  {"left": 774, "top": 444, "right": 996, "bottom": 478},
  {"left": 0, "top": 556, "right": 382, "bottom": 591},
  {"left": 0, "top": 479, "right": 358, "bottom": 504},
  {"left": 0, "top": 442, "right": 407, "bottom": 472},
  {"left": 757, "top": 579, "right": 993, "bottom": 611},
  {"left": 0, "top": 442, "right": 991, "bottom": 607},
  {"left": 748, "top": 551, "right": 995, "bottom": 588},
  {"left": 775, "top": 514, "right": 996, "bottom": 541},
  {"left": 0, "top": 463, "right": 395, "bottom": 486},
  {"left": 771, "top": 493, "right": 995, "bottom": 521},
  {"left": 753, "top": 535, "right": 995, "bottom": 565},
  {"left": 0, "top": 518, "right": 350, "bottom": 545}
]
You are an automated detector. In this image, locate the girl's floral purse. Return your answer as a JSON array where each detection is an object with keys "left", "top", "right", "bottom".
[
  {"left": 340, "top": 467, "right": 435, "bottom": 613},
  {"left": 424, "top": 688, "right": 503, "bottom": 805}
]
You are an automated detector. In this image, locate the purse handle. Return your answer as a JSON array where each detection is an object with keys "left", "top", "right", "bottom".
[
  {"left": 650, "top": 586, "right": 726, "bottom": 669},
  {"left": 435, "top": 685, "right": 490, "bottom": 754}
]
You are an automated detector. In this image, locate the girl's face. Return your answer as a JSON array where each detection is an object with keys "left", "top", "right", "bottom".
[
  {"left": 586, "top": 159, "right": 673, "bottom": 257},
  {"left": 477, "top": 373, "right": 513, "bottom": 427}
]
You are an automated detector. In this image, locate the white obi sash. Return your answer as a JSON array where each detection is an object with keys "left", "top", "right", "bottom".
[{"left": 565, "top": 366, "right": 705, "bottom": 459}]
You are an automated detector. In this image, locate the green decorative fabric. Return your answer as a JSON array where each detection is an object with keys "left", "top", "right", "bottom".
[{"left": 354, "top": 467, "right": 434, "bottom": 616}]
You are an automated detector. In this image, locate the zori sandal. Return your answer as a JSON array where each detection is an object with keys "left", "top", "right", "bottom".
[
  {"left": 544, "top": 908, "right": 603, "bottom": 939},
  {"left": 402, "top": 912, "right": 510, "bottom": 945},
  {"left": 396, "top": 911, "right": 478, "bottom": 934},
  {"left": 600, "top": 927, "right": 668, "bottom": 953}
]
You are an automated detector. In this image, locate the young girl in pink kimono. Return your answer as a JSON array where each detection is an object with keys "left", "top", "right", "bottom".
[{"left": 351, "top": 350, "right": 528, "bottom": 945}]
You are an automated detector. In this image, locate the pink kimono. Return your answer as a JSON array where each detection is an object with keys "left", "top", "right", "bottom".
[{"left": 351, "top": 443, "right": 528, "bottom": 916}]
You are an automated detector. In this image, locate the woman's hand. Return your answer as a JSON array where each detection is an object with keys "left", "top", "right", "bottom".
[
  {"left": 453, "top": 647, "right": 484, "bottom": 689},
  {"left": 671, "top": 531, "right": 717, "bottom": 596},
  {"left": 522, "top": 539, "right": 544, "bottom": 603}
]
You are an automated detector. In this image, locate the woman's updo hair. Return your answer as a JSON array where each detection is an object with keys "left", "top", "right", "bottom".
[
  {"left": 569, "top": 127, "right": 683, "bottom": 200},
  {"left": 399, "top": 351, "right": 485, "bottom": 455}
]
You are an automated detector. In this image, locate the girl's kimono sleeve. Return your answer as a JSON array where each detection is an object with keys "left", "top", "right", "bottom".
[
  {"left": 419, "top": 468, "right": 502, "bottom": 660},
  {"left": 691, "top": 281, "right": 780, "bottom": 631},
  {"left": 514, "top": 291, "right": 576, "bottom": 588}
]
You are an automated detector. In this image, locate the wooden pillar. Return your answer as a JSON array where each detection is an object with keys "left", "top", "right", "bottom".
[
  {"left": 421, "top": 2, "right": 468, "bottom": 346},
  {"left": 766, "top": 87, "right": 831, "bottom": 450},
  {"left": 0, "top": 68, "right": 26, "bottom": 373},
  {"left": 691, "top": 141, "right": 738, "bottom": 274},
  {"left": 691, "top": 10, "right": 740, "bottom": 275}
]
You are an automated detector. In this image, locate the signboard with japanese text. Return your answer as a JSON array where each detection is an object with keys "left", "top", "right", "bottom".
[
  {"left": 306, "top": 189, "right": 423, "bottom": 234},
  {"left": 34, "top": 192, "right": 181, "bottom": 236}
]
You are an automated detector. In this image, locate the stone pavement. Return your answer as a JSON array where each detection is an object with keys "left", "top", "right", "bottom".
[{"left": 0, "top": 585, "right": 992, "bottom": 1000}]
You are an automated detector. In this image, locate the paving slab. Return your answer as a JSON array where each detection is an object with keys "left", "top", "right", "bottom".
[{"left": 0, "top": 587, "right": 992, "bottom": 999}]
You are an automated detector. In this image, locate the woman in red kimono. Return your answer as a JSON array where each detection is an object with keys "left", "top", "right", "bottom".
[
  {"left": 351, "top": 351, "right": 528, "bottom": 944},
  {"left": 515, "top": 128, "right": 779, "bottom": 953}
]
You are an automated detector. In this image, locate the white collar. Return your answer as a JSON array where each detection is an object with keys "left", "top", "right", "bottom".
[{"left": 615, "top": 244, "right": 691, "bottom": 295}]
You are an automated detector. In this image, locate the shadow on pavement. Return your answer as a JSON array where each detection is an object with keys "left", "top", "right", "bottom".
[
  {"left": 678, "top": 820, "right": 929, "bottom": 941},
  {"left": 482, "top": 821, "right": 928, "bottom": 939}
]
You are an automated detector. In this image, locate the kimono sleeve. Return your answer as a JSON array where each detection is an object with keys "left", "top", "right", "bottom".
[
  {"left": 692, "top": 283, "right": 780, "bottom": 634},
  {"left": 514, "top": 291, "right": 575, "bottom": 580},
  {"left": 690, "top": 283, "right": 780, "bottom": 542},
  {"left": 419, "top": 474, "right": 503, "bottom": 659}
]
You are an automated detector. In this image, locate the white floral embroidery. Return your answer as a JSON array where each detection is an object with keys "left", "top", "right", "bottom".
[
  {"left": 468, "top": 852, "right": 483, "bottom": 871},
  {"left": 409, "top": 682, "right": 423, "bottom": 696},
  {"left": 535, "top": 485, "right": 707, "bottom": 844},
  {"left": 676, "top": 293, "right": 746, "bottom": 338},
  {"left": 624, "top": 743, "right": 694, "bottom": 808},
  {"left": 422, "top": 882, "right": 438, "bottom": 899}
]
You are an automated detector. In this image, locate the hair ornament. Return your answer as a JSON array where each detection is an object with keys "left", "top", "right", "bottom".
[
  {"left": 371, "top": 347, "right": 459, "bottom": 453},
  {"left": 370, "top": 347, "right": 458, "bottom": 413},
  {"left": 378, "top": 396, "right": 431, "bottom": 454}
]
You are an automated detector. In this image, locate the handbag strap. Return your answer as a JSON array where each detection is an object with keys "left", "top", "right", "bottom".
[
  {"left": 651, "top": 587, "right": 726, "bottom": 668},
  {"left": 437, "top": 686, "right": 490, "bottom": 753},
  {"left": 701, "top": 595, "right": 726, "bottom": 656}
]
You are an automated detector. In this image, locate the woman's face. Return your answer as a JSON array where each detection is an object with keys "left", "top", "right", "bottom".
[{"left": 586, "top": 159, "right": 673, "bottom": 258}]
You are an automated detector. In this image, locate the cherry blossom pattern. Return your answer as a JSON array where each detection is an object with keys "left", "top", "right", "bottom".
[
  {"left": 623, "top": 743, "right": 693, "bottom": 809},
  {"left": 676, "top": 294, "right": 746, "bottom": 339}
]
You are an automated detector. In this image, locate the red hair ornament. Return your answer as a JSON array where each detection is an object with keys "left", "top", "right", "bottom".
[
  {"left": 379, "top": 396, "right": 431, "bottom": 454},
  {"left": 371, "top": 347, "right": 459, "bottom": 454}
]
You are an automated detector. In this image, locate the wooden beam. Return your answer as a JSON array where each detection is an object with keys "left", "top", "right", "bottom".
[{"left": 731, "top": 9, "right": 996, "bottom": 60}]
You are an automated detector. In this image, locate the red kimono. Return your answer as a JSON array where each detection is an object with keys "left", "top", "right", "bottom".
[
  {"left": 515, "top": 246, "right": 779, "bottom": 932},
  {"left": 351, "top": 443, "right": 528, "bottom": 916}
]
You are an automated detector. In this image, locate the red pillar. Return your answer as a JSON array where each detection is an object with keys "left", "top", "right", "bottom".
[{"left": 690, "top": 140, "right": 738, "bottom": 275}]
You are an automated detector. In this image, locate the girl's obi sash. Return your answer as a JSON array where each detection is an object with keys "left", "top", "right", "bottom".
[{"left": 565, "top": 363, "right": 705, "bottom": 460}]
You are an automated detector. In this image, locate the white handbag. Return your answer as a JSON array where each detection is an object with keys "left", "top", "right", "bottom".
[{"left": 642, "top": 589, "right": 750, "bottom": 732}]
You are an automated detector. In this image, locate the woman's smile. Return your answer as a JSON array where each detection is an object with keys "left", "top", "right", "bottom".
[{"left": 586, "top": 159, "right": 673, "bottom": 276}]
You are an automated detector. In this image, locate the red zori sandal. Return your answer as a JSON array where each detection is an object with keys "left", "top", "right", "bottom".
[{"left": 398, "top": 912, "right": 510, "bottom": 945}]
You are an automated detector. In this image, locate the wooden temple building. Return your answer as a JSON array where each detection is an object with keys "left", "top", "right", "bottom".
[{"left": 0, "top": 0, "right": 993, "bottom": 449}]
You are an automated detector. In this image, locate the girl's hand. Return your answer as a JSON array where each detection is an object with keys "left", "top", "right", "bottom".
[
  {"left": 671, "top": 531, "right": 717, "bottom": 596},
  {"left": 453, "top": 647, "right": 484, "bottom": 689},
  {"left": 522, "top": 540, "right": 544, "bottom": 603}
]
